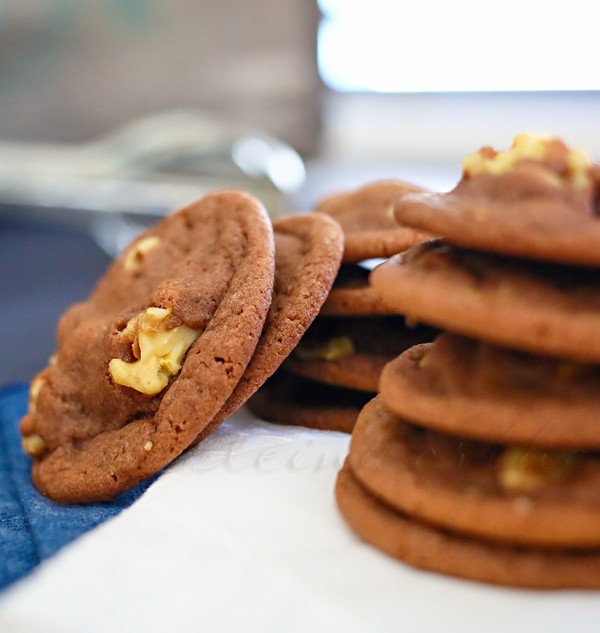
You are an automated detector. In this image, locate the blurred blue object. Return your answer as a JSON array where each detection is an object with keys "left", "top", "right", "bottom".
[
  {"left": 0, "top": 384, "right": 155, "bottom": 593},
  {"left": 0, "top": 220, "right": 112, "bottom": 384}
]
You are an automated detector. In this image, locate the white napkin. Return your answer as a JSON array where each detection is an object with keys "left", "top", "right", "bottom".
[{"left": 1, "top": 408, "right": 599, "bottom": 633}]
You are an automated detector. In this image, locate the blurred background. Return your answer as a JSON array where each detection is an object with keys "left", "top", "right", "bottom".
[
  {"left": 0, "top": 1, "right": 320, "bottom": 152},
  {"left": 2, "top": 0, "right": 600, "bottom": 382},
  {"left": 3, "top": 1, "right": 600, "bottom": 196}
]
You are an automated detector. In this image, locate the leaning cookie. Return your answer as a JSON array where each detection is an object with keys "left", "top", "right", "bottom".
[
  {"left": 21, "top": 191, "right": 274, "bottom": 503},
  {"left": 316, "top": 180, "right": 430, "bottom": 263},
  {"left": 194, "top": 211, "right": 344, "bottom": 440},
  {"left": 336, "top": 459, "right": 600, "bottom": 590},
  {"left": 393, "top": 134, "right": 600, "bottom": 265}
]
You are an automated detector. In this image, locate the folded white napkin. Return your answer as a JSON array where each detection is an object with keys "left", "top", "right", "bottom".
[{"left": 0, "top": 408, "right": 598, "bottom": 633}]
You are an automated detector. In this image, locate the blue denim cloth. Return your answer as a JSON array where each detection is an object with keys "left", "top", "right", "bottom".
[{"left": 0, "top": 384, "right": 153, "bottom": 591}]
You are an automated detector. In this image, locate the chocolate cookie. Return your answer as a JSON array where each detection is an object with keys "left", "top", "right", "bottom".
[
  {"left": 379, "top": 335, "right": 600, "bottom": 449},
  {"left": 247, "top": 372, "right": 371, "bottom": 433},
  {"left": 316, "top": 180, "right": 430, "bottom": 262},
  {"left": 21, "top": 191, "right": 275, "bottom": 503},
  {"left": 336, "top": 459, "right": 600, "bottom": 589},
  {"left": 350, "top": 396, "right": 600, "bottom": 549},
  {"left": 320, "top": 265, "right": 397, "bottom": 316},
  {"left": 370, "top": 239, "right": 600, "bottom": 362},
  {"left": 285, "top": 353, "right": 387, "bottom": 393},
  {"left": 393, "top": 135, "right": 600, "bottom": 265},
  {"left": 285, "top": 316, "right": 435, "bottom": 393},
  {"left": 204, "top": 212, "right": 344, "bottom": 431}
]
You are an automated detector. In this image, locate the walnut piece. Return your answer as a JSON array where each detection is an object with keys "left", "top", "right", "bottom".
[
  {"left": 462, "top": 133, "right": 591, "bottom": 188},
  {"left": 28, "top": 376, "right": 46, "bottom": 413},
  {"left": 295, "top": 336, "right": 355, "bottom": 361},
  {"left": 123, "top": 236, "right": 160, "bottom": 271},
  {"left": 109, "top": 307, "right": 201, "bottom": 395},
  {"left": 22, "top": 433, "right": 46, "bottom": 457},
  {"left": 497, "top": 446, "right": 579, "bottom": 492}
]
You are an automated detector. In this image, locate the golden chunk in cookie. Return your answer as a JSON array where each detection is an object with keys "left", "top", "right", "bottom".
[
  {"left": 462, "top": 133, "right": 591, "bottom": 188},
  {"left": 108, "top": 307, "right": 202, "bottom": 395}
]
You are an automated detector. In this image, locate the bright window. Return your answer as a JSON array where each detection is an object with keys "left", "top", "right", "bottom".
[{"left": 318, "top": 0, "right": 599, "bottom": 92}]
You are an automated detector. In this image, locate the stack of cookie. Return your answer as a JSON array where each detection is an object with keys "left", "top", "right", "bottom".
[
  {"left": 336, "top": 134, "right": 600, "bottom": 588},
  {"left": 248, "top": 181, "right": 436, "bottom": 433}
]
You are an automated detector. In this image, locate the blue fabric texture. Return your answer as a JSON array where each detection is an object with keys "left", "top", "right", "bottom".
[{"left": 0, "top": 384, "right": 153, "bottom": 592}]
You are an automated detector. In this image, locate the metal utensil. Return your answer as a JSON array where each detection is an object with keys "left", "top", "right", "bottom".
[{"left": 0, "top": 110, "right": 306, "bottom": 256}]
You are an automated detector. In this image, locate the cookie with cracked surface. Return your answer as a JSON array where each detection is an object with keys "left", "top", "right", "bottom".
[
  {"left": 370, "top": 239, "right": 600, "bottom": 362},
  {"left": 316, "top": 180, "right": 430, "bottom": 263},
  {"left": 379, "top": 334, "right": 600, "bottom": 449},
  {"left": 21, "top": 190, "right": 274, "bottom": 503},
  {"left": 393, "top": 134, "right": 600, "bottom": 265},
  {"left": 350, "top": 396, "right": 600, "bottom": 549}
]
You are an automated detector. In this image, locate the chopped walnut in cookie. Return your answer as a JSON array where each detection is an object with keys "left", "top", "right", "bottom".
[
  {"left": 28, "top": 375, "right": 46, "bottom": 414},
  {"left": 497, "top": 446, "right": 580, "bottom": 493},
  {"left": 22, "top": 372, "right": 50, "bottom": 457},
  {"left": 462, "top": 133, "right": 592, "bottom": 189},
  {"left": 109, "top": 307, "right": 202, "bottom": 395},
  {"left": 123, "top": 236, "right": 160, "bottom": 271},
  {"left": 22, "top": 433, "right": 46, "bottom": 457},
  {"left": 294, "top": 336, "right": 355, "bottom": 361}
]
